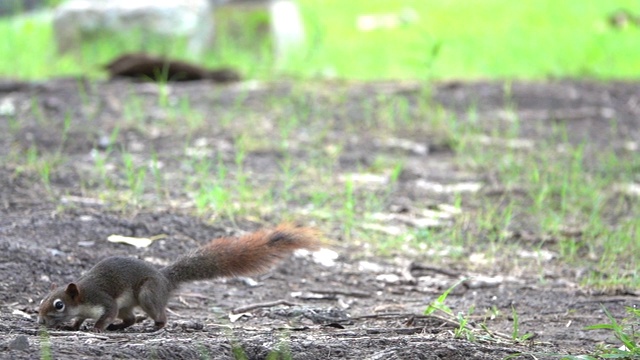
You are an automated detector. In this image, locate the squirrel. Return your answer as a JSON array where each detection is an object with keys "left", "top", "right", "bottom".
[{"left": 37, "top": 224, "right": 320, "bottom": 332}]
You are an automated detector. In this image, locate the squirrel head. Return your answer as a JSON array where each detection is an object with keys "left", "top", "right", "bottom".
[{"left": 37, "top": 283, "right": 83, "bottom": 328}]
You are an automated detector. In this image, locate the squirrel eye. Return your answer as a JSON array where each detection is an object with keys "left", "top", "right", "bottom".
[{"left": 53, "top": 299, "right": 65, "bottom": 311}]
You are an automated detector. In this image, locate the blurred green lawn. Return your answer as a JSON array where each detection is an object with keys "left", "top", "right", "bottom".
[
  {"left": 299, "top": 0, "right": 640, "bottom": 79},
  {"left": 1, "top": 0, "right": 638, "bottom": 80}
]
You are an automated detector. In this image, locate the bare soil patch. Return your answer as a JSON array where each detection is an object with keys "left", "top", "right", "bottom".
[{"left": 0, "top": 78, "right": 638, "bottom": 359}]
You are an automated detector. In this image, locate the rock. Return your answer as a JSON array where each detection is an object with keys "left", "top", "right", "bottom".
[
  {"left": 0, "top": 0, "right": 48, "bottom": 16},
  {"left": 53, "top": 0, "right": 214, "bottom": 55},
  {"left": 8, "top": 335, "right": 29, "bottom": 351},
  {"left": 0, "top": 97, "right": 16, "bottom": 116}
]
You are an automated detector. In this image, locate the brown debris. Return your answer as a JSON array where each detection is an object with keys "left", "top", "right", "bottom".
[{"left": 104, "top": 53, "right": 241, "bottom": 83}]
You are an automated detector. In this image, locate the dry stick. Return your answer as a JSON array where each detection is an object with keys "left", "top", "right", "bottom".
[
  {"left": 400, "top": 260, "right": 417, "bottom": 284},
  {"left": 366, "top": 327, "right": 426, "bottom": 335},
  {"left": 351, "top": 312, "right": 526, "bottom": 344},
  {"left": 43, "top": 331, "right": 110, "bottom": 340},
  {"left": 351, "top": 312, "right": 417, "bottom": 320},
  {"left": 410, "top": 264, "right": 461, "bottom": 278},
  {"left": 309, "top": 289, "right": 371, "bottom": 298},
  {"left": 232, "top": 300, "right": 300, "bottom": 314}
]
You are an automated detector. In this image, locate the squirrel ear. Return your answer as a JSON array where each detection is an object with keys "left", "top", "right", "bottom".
[
  {"left": 65, "top": 283, "right": 81, "bottom": 300},
  {"left": 50, "top": 282, "right": 58, "bottom": 291}
]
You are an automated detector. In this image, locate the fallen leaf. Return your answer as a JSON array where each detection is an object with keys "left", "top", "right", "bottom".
[
  {"left": 12, "top": 309, "right": 31, "bottom": 319},
  {"left": 107, "top": 234, "right": 166, "bottom": 248},
  {"left": 229, "top": 312, "right": 250, "bottom": 323}
]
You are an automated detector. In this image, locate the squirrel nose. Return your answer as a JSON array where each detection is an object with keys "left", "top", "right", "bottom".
[{"left": 37, "top": 316, "right": 45, "bottom": 325}]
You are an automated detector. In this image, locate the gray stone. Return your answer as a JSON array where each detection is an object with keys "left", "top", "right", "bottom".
[
  {"left": 0, "top": 0, "right": 48, "bottom": 16},
  {"left": 9, "top": 335, "right": 29, "bottom": 351},
  {"left": 53, "top": 0, "right": 214, "bottom": 55}
]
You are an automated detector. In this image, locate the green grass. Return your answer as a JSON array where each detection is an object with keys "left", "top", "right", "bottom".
[
  {"left": 3, "top": 3, "right": 638, "bottom": 357},
  {"left": 1, "top": 0, "right": 638, "bottom": 342},
  {"left": 3, "top": 77, "right": 637, "bottom": 290},
  {"left": 299, "top": 0, "right": 640, "bottom": 79},
  {"left": 563, "top": 305, "right": 640, "bottom": 359},
  {"left": 433, "top": 104, "right": 639, "bottom": 287},
  {"left": 2, "top": 1, "right": 640, "bottom": 80}
]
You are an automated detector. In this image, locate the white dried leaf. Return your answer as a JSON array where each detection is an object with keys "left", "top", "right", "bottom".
[
  {"left": 376, "top": 274, "right": 401, "bottom": 283},
  {"left": 228, "top": 312, "right": 250, "bottom": 323},
  {"left": 107, "top": 234, "right": 163, "bottom": 248},
  {"left": 339, "top": 173, "right": 388, "bottom": 185},
  {"left": 416, "top": 180, "right": 482, "bottom": 194}
]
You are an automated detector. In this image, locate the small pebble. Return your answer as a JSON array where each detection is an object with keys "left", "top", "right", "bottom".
[
  {"left": 9, "top": 335, "right": 29, "bottom": 351},
  {"left": 179, "top": 321, "right": 204, "bottom": 331},
  {"left": 97, "top": 135, "right": 112, "bottom": 150}
]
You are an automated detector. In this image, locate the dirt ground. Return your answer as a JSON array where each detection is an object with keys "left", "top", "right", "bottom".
[{"left": 0, "top": 78, "right": 638, "bottom": 359}]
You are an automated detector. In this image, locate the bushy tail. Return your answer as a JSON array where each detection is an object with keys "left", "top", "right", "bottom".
[{"left": 161, "top": 224, "right": 320, "bottom": 288}]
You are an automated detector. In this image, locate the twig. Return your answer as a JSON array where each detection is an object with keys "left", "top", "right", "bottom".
[
  {"left": 42, "top": 330, "right": 110, "bottom": 340},
  {"left": 232, "top": 300, "right": 300, "bottom": 314},
  {"left": 400, "top": 260, "right": 417, "bottom": 284},
  {"left": 410, "top": 264, "right": 461, "bottom": 278},
  {"left": 351, "top": 312, "right": 417, "bottom": 320},
  {"left": 309, "top": 289, "right": 371, "bottom": 298},
  {"left": 366, "top": 327, "right": 425, "bottom": 335}
]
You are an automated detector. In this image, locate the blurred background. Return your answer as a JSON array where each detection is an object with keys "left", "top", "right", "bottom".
[{"left": 1, "top": 0, "right": 639, "bottom": 80}]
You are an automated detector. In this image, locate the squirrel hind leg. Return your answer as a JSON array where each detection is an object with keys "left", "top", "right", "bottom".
[
  {"left": 136, "top": 279, "right": 169, "bottom": 329},
  {"left": 140, "top": 302, "right": 167, "bottom": 329},
  {"left": 106, "top": 308, "right": 136, "bottom": 331}
]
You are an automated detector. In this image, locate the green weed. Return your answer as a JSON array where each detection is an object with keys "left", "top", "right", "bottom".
[
  {"left": 122, "top": 92, "right": 147, "bottom": 128},
  {"left": 38, "top": 327, "right": 52, "bottom": 360},
  {"left": 266, "top": 336, "right": 293, "bottom": 360},
  {"left": 563, "top": 305, "right": 640, "bottom": 359},
  {"left": 12, "top": 144, "right": 61, "bottom": 191},
  {"left": 423, "top": 278, "right": 533, "bottom": 345},
  {"left": 424, "top": 278, "right": 466, "bottom": 316},
  {"left": 231, "top": 340, "right": 249, "bottom": 360},
  {"left": 149, "top": 151, "right": 165, "bottom": 196},
  {"left": 341, "top": 177, "right": 356, "bottom": 240},
  {"left": 233, "top": 136, "right": 250, "bottom": 202},
  {"left": 121, "top": 152, "right": 147, "bottom": 203},
  {"left": 191, "top": 155, "right": 231, "bottom": 215},
  {"left": 179, "top": 96, "right": 205, "bottom": 132},
  {"left": 511, "top": 306, "right": 534, "bottom": 343},
  {"left": 92, "top": 127, "right": 120, "bottom": 189},
  {"left": 454, "top": 306, "right": 477, "bottom": 342}
]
